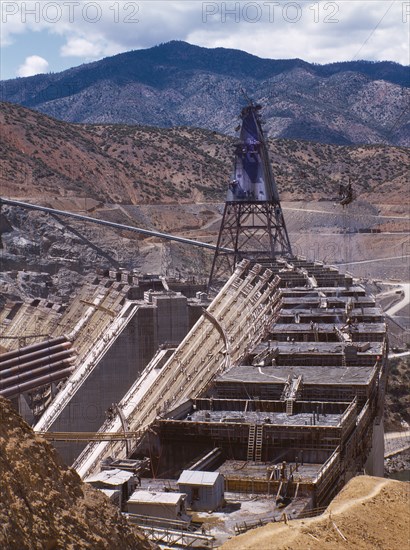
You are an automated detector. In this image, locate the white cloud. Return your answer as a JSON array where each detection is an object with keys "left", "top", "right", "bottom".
[
  {"left": 17, "top": 55, "right": 49, "bottom": 77},
  {"left": 61, "top": 37, "right": 108, "bottom": 58},
  {"left": 187, "top": 1, "right": 410, "bottom": 64},
  {"left": 3, "top": 1, "right": 409, "bottom": 71}
]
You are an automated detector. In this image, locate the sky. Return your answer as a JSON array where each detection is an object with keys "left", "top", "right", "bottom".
[{"left": 1, "top": 1, "right": 409, "bottom": 80}]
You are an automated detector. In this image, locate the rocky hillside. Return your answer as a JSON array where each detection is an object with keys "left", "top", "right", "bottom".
[
  {"left": 1, "top": 101, "right": 408, "bottom": 207},
  {"left": 1, "top": 41, "right": 409, "bottom": 146},
  {"left": 0, "top": 396, "right": 155, "bottom": 550},
  {"left": 1, "top": 101, "right": 408, "bottom": 304},
  {"left": 384, "top": 356, "right": 410, "bottom": 431},
  {"left": 0, "top": 101, "right": 230, "bottom": 204}
]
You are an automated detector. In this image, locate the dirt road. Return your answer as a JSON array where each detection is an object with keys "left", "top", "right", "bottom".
[{"left": 221, "top": 476, "right": 409, "bottom": 550}]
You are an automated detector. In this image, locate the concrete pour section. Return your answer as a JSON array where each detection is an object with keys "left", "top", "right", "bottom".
[{"left": 74, "top": 261, "right": 282, "bottom": 478}]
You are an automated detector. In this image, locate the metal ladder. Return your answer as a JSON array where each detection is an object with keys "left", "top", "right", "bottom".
[
  {"left": 255, "top": 425, "right": 263, "bottom": 462},
  {"left": 247, "top": 424, "right": 256, "bottom": 461},
  {"left": 286, "top": 399, "right": 294, "bottom": 416}
]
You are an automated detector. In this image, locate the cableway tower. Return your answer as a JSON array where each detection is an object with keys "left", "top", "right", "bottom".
[{"left": 208, "top": 102, "right": 292, "bottom": 289}]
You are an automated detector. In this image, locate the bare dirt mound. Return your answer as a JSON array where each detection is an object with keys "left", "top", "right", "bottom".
[
  {"left": 220, "top": 475, "right": 410, "bottom": 550},
  {"left": 0, "top": 396, "right": 155, "bottom": 550}
]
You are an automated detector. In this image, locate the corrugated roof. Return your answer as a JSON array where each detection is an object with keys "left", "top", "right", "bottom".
[
  {"left": 85, "top": 468, "right": 134, "bottom": 486},
  {"left": 128, "top": 490, "right": 185, "bottom": 505},
  {"left": 177, "top": 470, "right": 221, "bottom": 486}
]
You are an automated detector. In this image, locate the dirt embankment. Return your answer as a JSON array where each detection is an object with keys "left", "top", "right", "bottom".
[
  {"left": 0, "top": 396, "right": 156, "bottom": 550},
  {"left": 221, "top": 476, "right": 410, "bottom": 550}
]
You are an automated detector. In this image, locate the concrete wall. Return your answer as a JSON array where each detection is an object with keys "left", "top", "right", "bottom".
[
  {"left": 127, "top": 500, "right": 182, "bottom": 520},
  {"left": 365, "top": 421, "right": 385, "bottom": 477},
  {"left": 50, "top": 292, "right": 199, "bottom": 466},
  {"left": 51, "top": 305, "right": 158, "bottom": 464},
  {"left": 152, "top": 294, "right": 188, "bottom": 345}
]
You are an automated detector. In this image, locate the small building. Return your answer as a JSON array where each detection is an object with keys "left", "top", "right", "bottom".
[
  {"left": 85, "top": 468, "right": 137, "bottom": 507},
  {"left": 177, "top": 470, "right": 224, "bottom": 511},
  {"left": 127, "top": 490, "right": 187, "bottom": 521},
  {"left": 98, "top": 488, "right": 121, "bottom": 508}
]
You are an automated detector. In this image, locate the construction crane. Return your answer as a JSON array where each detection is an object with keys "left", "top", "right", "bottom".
[
  {"left": 209, "top": 101, "right": 292, "bottom": 288},
  {"left": 338, "top": 177, "right": 355, "bottom": 271}
]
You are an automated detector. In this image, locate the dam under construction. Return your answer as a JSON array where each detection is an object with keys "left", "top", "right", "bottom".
[{"left": 0, "top": 103, "right": 391, "bottom": 546}]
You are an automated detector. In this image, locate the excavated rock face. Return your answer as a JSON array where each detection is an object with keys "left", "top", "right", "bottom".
[{"left": 0, "top": 396, "right": 155, "bottom": 549}]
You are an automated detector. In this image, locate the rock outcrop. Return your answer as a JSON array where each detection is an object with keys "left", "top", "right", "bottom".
[{"left": 0, "top": 396, "right": 155, "bottom": 550}]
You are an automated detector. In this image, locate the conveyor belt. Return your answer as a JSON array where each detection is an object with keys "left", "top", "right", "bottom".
[
  {"left": 0, "top": 197, "right": 231, "bottom": 251},
  {"left": 39, "top": 431, "right": 140, "bottom": 441}
]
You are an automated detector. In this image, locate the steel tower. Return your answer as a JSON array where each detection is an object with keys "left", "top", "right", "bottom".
[{"left": 208, "top": 102, "right": 292, "bottom": 289}]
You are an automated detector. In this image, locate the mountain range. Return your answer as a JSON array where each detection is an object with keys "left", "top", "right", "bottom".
[{"left": 1, "top": 41, "right": 409, "bottom": 146}]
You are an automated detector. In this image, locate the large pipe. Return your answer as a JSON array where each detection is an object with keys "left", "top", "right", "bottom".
[
  {"left": 0, "top": 342, "right": 72, "bottom": 371},
  {"left": 0, "top": 198, "right": 232, "bottom": 252},
  {"left": 0, "top": 358, "right": 75, "bottom": 389},
  {"left": 0, "top": 367, "right": 74, "bottom": 399},
  {"left": 0, "top": 349, "right": 75, "bottom": 379},
  {"left": 0, "top": 336, "right": 68, "bottom": 362}
]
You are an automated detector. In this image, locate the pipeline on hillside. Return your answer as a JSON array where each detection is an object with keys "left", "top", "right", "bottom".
[
  {"left": 0, "top": 336, "right": 68, "bottom": 362},
  {"left": 0, "top": 349, "right": 75, "bottom": 379},
  {"left": 0, "top": 198, "right": 231, "bottom": 252},
  {"left": 0, "top": 341, "right": 72, "bottom": 371},
  {"left": 0, "top": 366, "right": 75, "bottom": 399},
  {"left": 0, "top": 357, "right": 75, "bottom": 390}
]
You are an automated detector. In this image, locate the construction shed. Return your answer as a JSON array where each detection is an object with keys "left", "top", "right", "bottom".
[
  {"left": 127, "top": 490, "right": 187, "bottom": 520},
  {"left": 84, "top": 468, "right": 137, "bottom": 505},
  {"left": 98, "top": 488, "right": 121, "bottom": 508},
  {"left": 177, "top": 470, "right": 224, "bottom": 511}
]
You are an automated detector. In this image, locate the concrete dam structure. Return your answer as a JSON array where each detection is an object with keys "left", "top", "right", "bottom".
[
  {"left": 71, "top": 258, "right": 388, "bottom": 509},
  {"left": 0, "top": 101, "right": 389, "bottom": 526},
  {"left": 0, "top": 270, "right": 208, "bottom": 464},
  {"left": 0, "top": 254, "right": 389, "bottom": 510}
]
